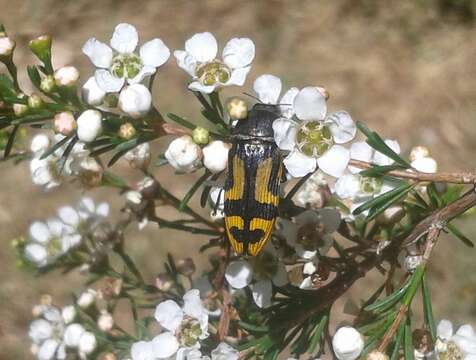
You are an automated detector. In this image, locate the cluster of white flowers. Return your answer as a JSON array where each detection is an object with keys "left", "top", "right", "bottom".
[
  {"left": 130, "top": 289, "right": 238, "bottom": 360},
  {"left": 433, "top": 319, "right": 476, "bottom": 360},
  {"left": 29, "top": 300, "right": 97, "bottom": 360},
  {"left": 23, "top": 197, "right": 109, "bottom": 267}
]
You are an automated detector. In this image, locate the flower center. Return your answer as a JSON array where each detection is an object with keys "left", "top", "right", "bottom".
[
  {"left": 359, "top": 176, "right": 382, "bottom": 195},
  {"left": 439, "top": 341, "right": 464, "bottom": 360},
  {"left": 46, "top": 237, "right": 62, "bottom": 258},
  {"left": 177, "top": 317, "right": 202, "bottom": 347},
  {"left": 110, "top": 53, "right": 142, "bottom": 79},
  {"left": 195, "top": 60, "right": 231, "bottom": 86},
  {"left": 296, "top": 121, "right": 333, "bottom": 157},
  {"left": 250, "top": 251, "right": 278, "bottom": 280}
]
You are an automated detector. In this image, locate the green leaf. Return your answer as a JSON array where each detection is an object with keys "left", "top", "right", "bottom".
[
  {"left": 27, "top": 65, "right": 42, "bottom": 88},
  {"left": 4, "top": 124, "right": 19, "bottom": 157},
  {"left": 446, "top": 223, "right": 474, "bottom": 248},
  {"left": 0, "top": 74, "right": 16, "bottom": 99},
  {"left": 101, "top": 171, "right": 129, "bottom": 190},
  {"left": 422, "top": 275, "right": 436, "bottom": 340},
  {"left": 364, "top": 276, "right": 412, "bottom": 313},
  {"left": 441, "top": 185, "right": 464, "bottom": 206},
  {"left": 390, "top": 320, "right": 406, "bottom": 360},
  {"left": 426, "top": 183, "right": 441, "bottom": 208},
  {"left": 359, "top": 164, "right": 407, "bottom": 177},
  {"left": 404, "top": 320, "right": 414, "bottom": 360},
  {"left": 357, "top": 121, "right": 411, "bottom": 168},
  {"left": 238, "top": 321, "right": 269, "bottom": 333},
  {"left": 308, "top": 314, "right": 328, "bottom": 355},
  {"left": 402, "top": 265, "right": 425, "bottom": 306},
  {"left": 40, "top": 133, "right": 73, "bottom": 159},
  {"left": 167, "top": 113, "right": 195, "bottom": 130},
  {"left": 178, "top": 170, "right": 211, "bottom": 211}
]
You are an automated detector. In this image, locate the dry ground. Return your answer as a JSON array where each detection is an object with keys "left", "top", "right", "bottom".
[{"left": 1, "top": 1, "right": 476, "bottom": 358}]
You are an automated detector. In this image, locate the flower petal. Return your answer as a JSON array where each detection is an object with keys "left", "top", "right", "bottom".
[
  {"left": 174, "top": 50, "right": 197, "bottom": 77},
  {"left": 279, "top": 87, "right": 299, "bottom": 119},
  {"left": 222, "top": 37, "right": 255, "bottom": 69},
  {"left": 411, "top": 157, "right": 437, "bottom": 173},
  {"left": 29, "top": 221, "right": 51, "bottom": 243},
  {"left": 38, "top": 339, "right": 60, "bottom": 360},
  {"left": 225, "top": 260, "right": 253, "bottom": 289},
  {"left": 96, "top": 202, "right": 110, "bottom": 217},
  {"left": 154, "top": 300, "right": 184, "bottom": 332},
  {"left": 253, "top": 74, "right": 281, "bottom": 104},
  {"left": 272, "top": 118, "right": 297, "bottom": 151},
  {"left": 437, "top": 319, "right": 453, "bottom": 340},
  {"left": 188, "top": 80, "right": 216, "bottom": 94},
  {"left": 327, "top": 111, "right": 356, "bottom": 144},
  {"left": 283, "top": 150, "right": 317, "bottom": 178},
  {"left": 225, "top": 66, "right": 251, "bottom": 86},
  {"left": 131, "top": 341, "right": 155, "bottom": 360},
  {"left": 29, "top": 319, "right": 53, "bottom": 344},
  {"left": 127, "top": 65, "right": 156, "bottom": 85},
  {"left": 251, "top": 279, "right": 273, "bottom": 308},
  {"left": 82, "top": 38, "right": 113, "bottom": 68},
  {"left": 334, "top": 174, "right": 361, "bottom": 199},
  {"left": 185, "top": 32, "right": 218, "bottom": 63},
  {"left": 95, "top": 69, "right": 125, "bottom": 92},
  {"left": 110, "top": 23, "right": 138, "bottom": 54},
  {"left": 294, "top": 87, "right": 327, "bottom": 121},
  {"left": 373, "top": 139, "right": 400, "bottom": 166},
  {"left": 349, "top": 141, "right": 373, "bottom": 173},
  {"left": 57, "top": 206, "right": 80, "bottom": 227},
  {"left": 317, "top": 145, "right": 350, "bottom": 178},
  {"left": 140, "top": 38, "right": 170, "bottom": 68},
  {"left": 151, "top": 332, "right": 180, "bottom": 359}
]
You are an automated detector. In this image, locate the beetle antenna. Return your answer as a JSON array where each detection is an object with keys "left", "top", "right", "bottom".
[{"left": 242, "top": 92, "right": 262, "bottom": 103}]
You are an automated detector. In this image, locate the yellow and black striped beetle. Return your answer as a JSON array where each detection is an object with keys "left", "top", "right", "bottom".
[{"left": 224, "top": 103, "right": 283, "bottom": 256}]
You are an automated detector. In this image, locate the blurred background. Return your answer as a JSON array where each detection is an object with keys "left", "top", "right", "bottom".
[{"left": 1, "top": 0, "right": 476, "bottom": 358}]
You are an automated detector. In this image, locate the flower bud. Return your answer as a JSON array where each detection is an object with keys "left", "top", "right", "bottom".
[
  {"left": 40, "top": 75, "right": 55, "bottom": 93},
  {"left": 98, "top": 353, "right": 117, "bottom": 360},
  {"left": 118, "top": 84, "right": 152, "bottom": 118},
  {"left": 332, "top": 327, "right": 364, "bottom": 360},
  {"left": 192, "top": 126, "right": 209, "bottom": 145},
  {"left": 165, "top": 135, "right": 202, "bottom": 173},
  {"left": 28, "top": 35, "right": 52, "bottom": 62},
  {"left": 118, "top": 122, "right": 136, "bottom": 140},
  {"left": 77, "top": 288, "right": 96, "bottom": 309},
  {"left": 61, "top": 305, "right": 76, "bottom": 324},
  {"left": 13, "top": 103, "right": 29, "bottom": 117},
  {"left": 124, "top": 143, "right": 151, "bottom": 169},
  {"left": 202, "top": 140, "right": 230, "bottom": 173},
  {"left": 176, "top": 257, "right": 196, "bottom": 277},
  {"left": 40, "top": 294, "right": 53, "bottom": 306},
  {"left": 0, "top": 36, "right": 15, "bottom": 57},
  {"left": 79, "top": 331, "right": 97, "bottom": 355},
  {"left": 54, "top": 66, "right": 79, "bottom": 87},
  {"left": 97, "top": 310, "right": 114, "bottom": 332},
  {"left": 28, "top": 93, "right": 43, "bottom": 109},
  {"left": 53, "top": 111, "right": 76, "bottom": 136},
  {"left": 366, "top": 350, "right": 388, "bottom": 360},
  {"left": 226, "top": 97, "right": 248, "bottom": 120},
  {"left": 404, "top": 254, "right": 422, "bottom": 273},
  {"left": 64, "top": 323, "right": 86, "bottom": 347},
  {"left": 82, "top": 76, "right": 106, "bottom": 106},
  {"left": 411, "top": 157, "right": 438, "bottom": 173},
  {"left": 410, "top": 146, "right": 430, "bottom": 162},
  {"left": 156, "top": 273, "right": 174, "bottom": 292},
  {"left": 77, "top": 109, "right": 102, "bottom": 142}
]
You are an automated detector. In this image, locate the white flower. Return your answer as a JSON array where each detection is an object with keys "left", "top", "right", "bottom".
[
  {"left": 411, "top": 157, "right": 437, "bottom": 173},
  {"left": 78, "top": 332, "right": 97, "bottom": 357},
  {"left": 97, "top": 311, "right": 114, "bottom": 332},
  {"left": 30, "top": 134, "right": 62, "bottom": 190},
  {"left": 332, "top": 327, "right": 364, "bottom": 360},
  {"left": 54, "top": 66, "right": 79, "bottom": 87},
  {"left": 24, "top": 219, "right": 76, "bottom": 267},
  {"left": 0, "top": 36, "right": 15, "bottom": 56},
  {"left": 293, "top": 170, "right": 328, "bottom": 209},
  {"left": 63, "top": 323, "right": 85, "bottom": 347},
  {"left": 211, "top": 342, "right": 239, "bottom": 360},
  {"left": 83, "top": 23, "right": 170, "bottom": 92},
  {"left": 61, "top": 306, "right": 76, "bottom": 324},
  {"left": 202, "top": 140, "right": 230, "bottom": 173},
  {"left": 124, "top": 143, "right": 151, "bottom": 169},
  {"left": 76, "top": 288, "right": 97, "bottom": 309},
  {"left": 435, "top": 320, "right": 476, "bottom": 359},
  {"left": 118, "top": 84, "right": 152, "bottom": 118},
  {"left": 174, "top": 32, "right": 255, "bottom": 93},
  {"left": 77, "top": 109, "right": 102, "bottom": 142},
  {"left": 165, "top": 135, "right": 202, "bottom": 173},
  {"left": 254, "top": 77, "right": 355, "bottom": 178},
  {"left": 153, "top": 289, "right": 209, "bottom": 358},
  {"left": 82, "top": 76, "right": 106, "bottom": 106}
]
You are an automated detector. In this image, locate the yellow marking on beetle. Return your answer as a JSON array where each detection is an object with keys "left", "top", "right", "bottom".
[
  {"left": 248, "top": 217, "right": 275, "bottom": 256},
  {"left": 255, "top": 158, "right": 281, "bottom": 205},
  {"left": 225, "top": 155, "right": 245, "bottom": 201},
  {"left": 225, "top": 216, "right": 244, "bottom": 254}
]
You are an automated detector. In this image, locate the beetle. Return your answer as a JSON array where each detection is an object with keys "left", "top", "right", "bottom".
[{"left": 224, "top": 103, "right": 283, "bottom": 256}]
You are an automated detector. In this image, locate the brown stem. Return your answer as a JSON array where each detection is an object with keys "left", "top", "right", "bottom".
[{"left": 349, "top": 159, "right": 476, "bottom": 184}]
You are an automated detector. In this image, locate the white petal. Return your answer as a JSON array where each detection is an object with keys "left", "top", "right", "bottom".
[
  {"left": 283, "top": 150, "right": 317, "bottom": 178},
  {"left": 29, "top": 221, "right": 51, "bottom": 243},
  {"left": 334, "top": 174, "right": 361, "bottom": 199},
  {"left": 251, "top": 279, "right": 273, "bottom": 308},
  {"left": 279, "top": 87, "right": 299, "bottom": 119},
  {"left": 31, "top": 134, "right": 50, "bottom": 153},
  {"left": 82, "top": 38, "right": 113, "bottom": 68},
  {"left": 131, "top": 341, "right": 155, "bottom": 360},
  {"left": 58, "top": 206, "right": 80, "bottom": 227},
  {"left": 271, "top": 262, "right": 288, "bottom": 287},
  {"left": 437, "top": 319, "right": 453, "bottom": 340},
  {"left": 78, "top": 331, "right": 97, "bottom": 355},
  {"left": 272, "top": 118, "right": 297, "bottom": 151},
  {"left": 151, "top": 332, "right": 180, "bottom": 359},
  {"left": 61, "top": 234, "right": 81, "bottom": 252},
  {"left": 183, "top": 289, "right": 206, "bottom": 320},
  {"left": 411, "top": 157, "right": 437, "bottom": 173},
  {"left": 455, "top": 324, "right": 476, "bottom": 338},
  {"left": 317, "top": 145, "right": 350, "bottom": 178},
  {"left": 222, "top": 37, "right": 255, "bottom": 68},
  {"left": 452, "top": 335, "right": 476, "bottom": 355},
  {"left": 154, "top": 300, "right": 184, "bottom": 332},
  {"left": 253, "top": 74, "right": 282, "bottom": 104},
  {"left": 225, "top": 260, "right": 253, "bottom": 289},
  {"left": 349, "top": 141, "right": 373, "bottom": 174},
  {"left": 95, "top": 69, "right": 125, "bottom": 92},
  {"left": 29, "top": 319, "right": 53, "bottom": 344},
  {"left": 96, "top": 202, "right": 110, "bottom": 217},
  {"left": 327, "top": 111, "right": 356, "bottom": 144},
  {"left": 373, "top": 139, "right": 400, "bottom": 166},
  {"left": 82, "top": 76, "right": 106, "bottom": 106},
  {"left": 294, "top": 87, "right": 327, "bottom": 121},
  {"left": 188, "top": 80, "right": 216, "bottom": 94},
  {"left": 47, "top": 219, "right": 66, "bottom": 237},
  {"left": 110, "top": 23, "right": 138, "bottom": 54},
  {"left": 77, "top": 109, "right": 103, "bottom": 142},
  {"left": 225, "top": 66, "right": 251, "bottom": 86},
  {"left": 174, "top": 50, "right": 197, "bottom": 77},
  {"left": 78, "top": 197, "right": 95, "bottom": 215},
  {"left": 185, "top": 32, "right": 218, "bottom": 63},
  {"left": 202, "top": 140, "right": 230, "bottom": 173},
  {"left": 211, "top": 342, "right": 239, "bottom": 360},
  {"left": 64, "top": 323, "right": 86, "bottom": 347},
  {"left": 38, "top": 339, "right": 60, "bottom": 360},
  {"left": 332, "top": 327, "right": 364, "bottom": 360},
  {"left": 119, "top": 84, "right": 152, "bottom": 118},
  {"left": 140, "top": 38, "right": 170, "bottom": 67}
]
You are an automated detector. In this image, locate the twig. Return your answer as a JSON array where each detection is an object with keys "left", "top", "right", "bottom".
[{"left": 349, "top": 159, "right": 476, "bottom": 184}]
